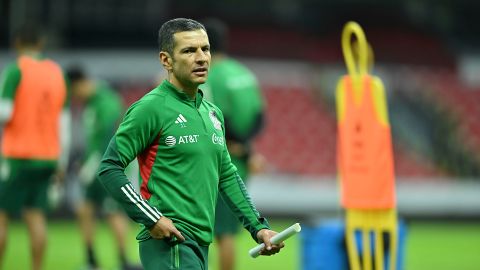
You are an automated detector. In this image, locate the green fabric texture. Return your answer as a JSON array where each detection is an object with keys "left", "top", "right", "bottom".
[
  {"left": 83, "top": 82, "right": 123, "bottom": 159},
  {"left": 203, "top": 58, "right": 264, "bottom": 138},
  {"left": 139, "top": 235, "right": 209, "bottom": 270},
  {"left": 0, "top": 158, "right": 55, "bottom": 216},
  {"left": 80, "top": 82, "right": 123, "bottom": 211},
  {"left": 98, "top": 80, "right": 269, "bottom": 246},
  {"left": 214, "top": 155, "right": 248, "bottom": 235},
  {"left": 0, "top": 63, "right": 21, "bottom": 100}
]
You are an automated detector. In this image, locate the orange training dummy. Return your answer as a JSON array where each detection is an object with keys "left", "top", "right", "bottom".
[{"left": 336, "top": 21, "right": 398, "bottom": 270}]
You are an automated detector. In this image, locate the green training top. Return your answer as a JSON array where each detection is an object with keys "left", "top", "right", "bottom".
[
  {"left": 83, "top": 82, "right": 123, "bottom": 158},
  {"left": 203, "top": 58, "right": 264, "bottom": 139},
  {"left": 98, "top": 80, "right": 269, "bottom": 245}
]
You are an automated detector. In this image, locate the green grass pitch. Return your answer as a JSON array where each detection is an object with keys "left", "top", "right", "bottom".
[{"left": 2, "top": 219, "right": 480, "bottom": 269}]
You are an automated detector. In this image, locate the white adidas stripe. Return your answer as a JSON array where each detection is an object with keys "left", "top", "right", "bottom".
[
  {"left": 174, "top": 114, "right": 187, "bottom": 124},
  {"left": 175, "top": 117, "right": 185, "bottom": 124},
  {"left": 125, "top": 183, "right": 162, "bottom": 218},
  {"left": 125, "top": 184, "right": 162, "bottom": 219},
  {"left": 179, "top": 114, "right": 187, "bottom": 122},
  {"left": 121, "top": 186, "right": 158, "bottom": 223}
]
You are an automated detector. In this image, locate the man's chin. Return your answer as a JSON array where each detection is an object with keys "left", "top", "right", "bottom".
[{"left": 195, "top": 77, "right": 208, "bottom": 84}]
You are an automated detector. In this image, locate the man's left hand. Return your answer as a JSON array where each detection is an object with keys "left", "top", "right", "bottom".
[{"left": 256, "top": 229, "right": 285, "bottom": 256}]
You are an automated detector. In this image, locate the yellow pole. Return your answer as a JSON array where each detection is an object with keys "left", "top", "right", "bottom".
[{"left": 341, "top": 21, "right": 368, "bottom": 91}]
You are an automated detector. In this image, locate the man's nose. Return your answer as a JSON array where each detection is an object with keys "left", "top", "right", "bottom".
[{"left": 195, "top": 50, "right": 208, "bottom": 62}]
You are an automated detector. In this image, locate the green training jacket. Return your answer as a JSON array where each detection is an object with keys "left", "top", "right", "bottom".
[{"left": 97, "top": 80, "right": 269, "bottom": 245}]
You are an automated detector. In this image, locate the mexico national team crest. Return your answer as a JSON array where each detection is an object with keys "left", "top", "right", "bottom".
[{"left": 209, "top": 111, "right": 222, "bottom": 131}]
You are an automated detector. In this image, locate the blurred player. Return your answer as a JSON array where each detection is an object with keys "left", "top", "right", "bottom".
[
  {"left": 66, "top": 67, "right": 140, "bottom": 270},
  {"left": 0, "top": 24, "right": 70, "bottom": 270},
  {"left": 202, "top": 18, "right": 266, "bottom": 270}
]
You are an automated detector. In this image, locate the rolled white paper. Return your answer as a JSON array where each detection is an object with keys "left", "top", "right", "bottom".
[{"left": 249, "top": 223, "right": 302, "bottom": 258}]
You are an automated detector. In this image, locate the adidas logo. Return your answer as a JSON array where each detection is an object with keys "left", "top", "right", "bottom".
[{"left": 175, "top": 114, "right": 187, "bottom": 128}]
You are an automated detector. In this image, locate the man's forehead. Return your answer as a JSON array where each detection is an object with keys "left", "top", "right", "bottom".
[{"left": 173, "top": 29, "right": 209, "bottom": 48}]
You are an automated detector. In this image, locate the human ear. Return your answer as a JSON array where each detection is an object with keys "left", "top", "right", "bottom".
[{"left": 159, "top": 51, "right": 173, "bottom": 71}]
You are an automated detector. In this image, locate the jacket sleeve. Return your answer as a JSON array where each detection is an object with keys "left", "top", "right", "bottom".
[
  {"left": 97, "top": 100, "right": 162, "bottom": 228},
  {"left": 0, "top": 63, "right": 20, "bottom": 124},
  {"left": 217, "top": 109, "right": 270, "bottom": 242}
]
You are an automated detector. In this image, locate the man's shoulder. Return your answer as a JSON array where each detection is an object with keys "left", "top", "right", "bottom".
[
  {"left": 95, "top": 81, "right": 122, "bottom": 100},
  {"left": 0, "top": 62, "right": 22, "bottom": 96},
  {"left": 93, "top": 85, "right": 124, "bottom": 112},
  {"left": 143, "top": 86, "right": 169, "bottom": 102},
  {"left": 42, "top": 58, "right": 63, "bottom": 71},
  {"left": 210, "top": 58, "right": 257, "bottom": 85},
  {"left": 126, "top": 87, "right": 166, "bottom": 113},
  {"left": 19, "top": 55, "right": 62, "bottom": 71},
  {"left": 221, "top": 58, "right": 253, "bottom": 74},
  {"left": 201, "top": 98, "right": 218, "bottom": 110}
]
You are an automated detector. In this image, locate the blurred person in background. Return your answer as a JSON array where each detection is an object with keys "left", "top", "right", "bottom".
[
  {"left": 97, "top": 18, "right": 283, "bottom": 269},
  {"left": 66, "top": 67, "right": 141, "bottom": 270},
  {"left": 202, "top": 18, "right": 266, "bottom": 270},
  {"left": 0, "top": 24, "right": 70, "bottom": 270}
]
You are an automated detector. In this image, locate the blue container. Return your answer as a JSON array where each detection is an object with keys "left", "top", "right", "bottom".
[{"left": 301, "top": 219, "right": 407, "bottom": 270}]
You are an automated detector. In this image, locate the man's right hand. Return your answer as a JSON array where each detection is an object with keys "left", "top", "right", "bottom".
[{"left": 149, "top": 216, "right": 185, "bottom": 242}]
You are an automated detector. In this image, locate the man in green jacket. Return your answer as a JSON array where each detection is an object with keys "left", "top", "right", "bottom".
[{"left": 97, "top": 18, "right": 283, "bottom": 269}]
